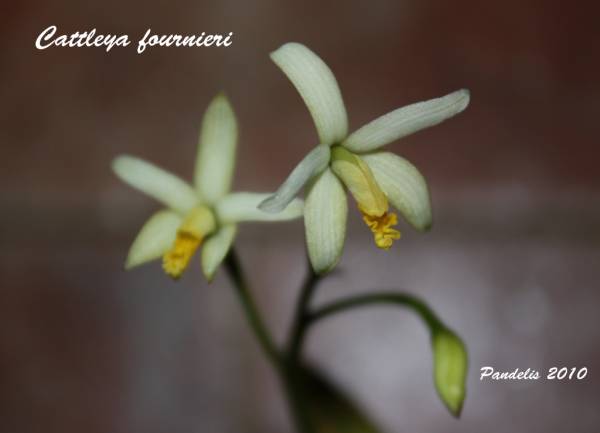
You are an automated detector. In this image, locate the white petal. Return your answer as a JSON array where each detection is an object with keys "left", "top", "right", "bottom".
[
  {"left": 112, "top": 155, "right": 198, "bottom": 214},
  {"left": 195, "top": 94, "right": 238, "bottom": 203},
  {"left": 271, "top": 43, "right": 348, "bottom": 144},
  {"left": 362, "top": 152, "right": 432, "bottom": 231},
  {"left": 258, "top": 145, "right": 330, "bottom": 213},
  {"left": 304, "top": 168, "right": 347, "bottom": 274},
  {"left": 217, "top": 192, "right": 304, "bottom": 223},
  {"left": 201, "top": 224, "right": 237, "bottom": 281},
  {"left": 125, "top": 210, "right": 182, "bottom": 269},
  {"left": 343, "top": 89, "right": 470, "bottom": 153}
]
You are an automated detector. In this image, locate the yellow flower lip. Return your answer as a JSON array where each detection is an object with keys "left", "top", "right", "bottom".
[
  {"left": 163, "top": 232, "right": 202, "bottom": 279},
  {"left": 330, "top": 146, "right": 401, "bottom": 250},
  {"left": 162, "top": 206, "right": 217, "bottom": 279},
  {"left": 361, "top": 209, "right": 401, "bottom": 250}
]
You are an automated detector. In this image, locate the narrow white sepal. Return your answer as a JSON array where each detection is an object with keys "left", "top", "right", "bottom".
[
  {"left": 343, "top": 89, "right": 470, "bottom": 153},
  {"left": 217, "top": 192, "right": 304, "bottom": 223},
  {"left": 271, "top": 43, "right": 348, "bottom": 144},
  {"left": 304, "top": 168, "right": 347, "bottom": 274},
  {"left": 258, "top": 145, "right": 330, "bottom": 213},
  {"left": 362, "top": 152, "right": 432, "bottom": 231},
  {"left": 125, "top": 210, "right": 182, "bottom": 269},
  {"left": 195, "top": 94, "right": 238, "bottom": 203},
  {"left": 112, "top": 155, "right": 198, "bottom": 214},
  {"left": 201, "top": 224, "right": 237, "bottom": 281}
]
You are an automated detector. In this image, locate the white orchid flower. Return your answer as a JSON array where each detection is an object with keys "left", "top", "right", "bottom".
[
  {"left": 259, "top": 43, "right": 470, "bottom": 274},
  {"left": 113, "top": 94, "right": 303, "bottom": 280}
]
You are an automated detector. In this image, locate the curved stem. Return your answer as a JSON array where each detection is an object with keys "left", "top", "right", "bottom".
[
  {"left": 286, "top": 261, "right": 321, "bottom": 362},
  {"left": 307, "top": 291, "right": 444, "bottom": 335},
  {"left": 223, "top": 249, "right": 281, "bottom": 369},
  {"left": 224, "top": 250, "right": 316, "bottom": 433}
]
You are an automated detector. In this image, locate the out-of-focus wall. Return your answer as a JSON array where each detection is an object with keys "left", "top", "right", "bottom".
[{"left": 1, "top": 1, "right": 599, "bottom": 432}]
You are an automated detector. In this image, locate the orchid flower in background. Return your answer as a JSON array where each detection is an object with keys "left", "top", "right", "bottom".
[
  {"left": 112, "top": 94, "right": 303, "bottom": 280},
  {"left": 259, "top": 43, "right": 470, "bottom": 274}
]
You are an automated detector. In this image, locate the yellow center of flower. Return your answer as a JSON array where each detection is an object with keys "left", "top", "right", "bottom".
[
  {"left": 331, "top": 146, "right": 401, "bottom": 250},
  {"left": 163, "top": 232, "right": 202, "bottom": 278},
  {"left": 360, "top": 209, "right": 401, "bottom": 250},
  {"left": 162, "top": 206, "right": 216, "bottom": 279}
]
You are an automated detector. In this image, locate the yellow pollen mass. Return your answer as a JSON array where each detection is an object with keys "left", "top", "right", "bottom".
[
  {"left": 361, "top": 210, "right": 401, "bottom": 250},
  {"left": 163, "top": 232, "right": 202, "bottom": 279},
  {"left": 161, "top": 206, "right": 216, "bottom": 279}
]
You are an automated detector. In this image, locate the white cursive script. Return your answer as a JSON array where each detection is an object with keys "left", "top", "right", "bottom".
[
  {"left": 35, "top": 26, "right": 129, "bottom": 52},
  {"left": 34, "top": 26, "right": 234, "bottom": 54},
  {"left": 480, "top": 366, "right": 541, "bottom": 381},
  {"left": 137, "top": 29, "right": 233, "bottom": 53}
]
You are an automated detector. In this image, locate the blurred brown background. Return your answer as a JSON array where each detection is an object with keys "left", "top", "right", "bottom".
[{"left": 1, "top": 0, "right": 600, "bottom": 432}]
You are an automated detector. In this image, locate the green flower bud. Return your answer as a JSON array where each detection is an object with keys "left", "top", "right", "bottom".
[{"left": 432, "top": 328, "right": 468, "bottom": 417}]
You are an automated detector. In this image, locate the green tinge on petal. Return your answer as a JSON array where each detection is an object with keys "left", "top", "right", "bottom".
[
  {"left": 304, "top": 168, "right": 347, "bottom": 274},
  {"left": 330, "top": 147, "right": 388, "bottom": 217},
  {"left": 258, "top": 145, "right": 330, "bottom": 213},
  {"left": 195, "top": 94, "right": 238, "bottom": 203},
  {"left": 432, "top": 328, "right": 468, "bottom": 417},
  {"left": 201, "top": 224, "right": 237, "bottom": 281},
  {"left": 125, "top": 210, "right": 182, "bottom": 269},
  {"left": 362, "top": 152, "right": 432, "bottom": 231},
  {"left": 112, "top": 155, "right": 198, "bottom": 215},
  {"left": 343, "top": 89, "right": 470, "bottom": 153},
  {"left": 216, "top": 192, "right": 304, "bottom": 224},
  {"left": 271, "top": 43, "right": 348, "bottom": 145}
]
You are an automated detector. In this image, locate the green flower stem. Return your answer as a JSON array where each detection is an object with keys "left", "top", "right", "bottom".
[
  {"left": 223, "top": 249, "right": 282, "bottom": 369},
  {"left": 221, "top": 250, "right": 464, "bottom": 430},
  {"left": 223, "top": 249, "right": 315, "bottom": 433},
  {"left": 287, "top": 262, "right": 321, "bottom": 362},
  {"left": 306, "top": 291, "right": 444, "bottom": 336},
  {"left": 289, "top": 291, "right": 443, "bottom": 360},
  {"left": 306, "top": 291, "right": 469, "bottom": 418}
]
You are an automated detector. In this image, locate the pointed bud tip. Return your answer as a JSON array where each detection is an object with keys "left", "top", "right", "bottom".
[
  {"left": 449, "top": 400, "right": 464, "bottom": 418},
  {"left": 432, "top": 329, "right": 468, "bottom": 418}
]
